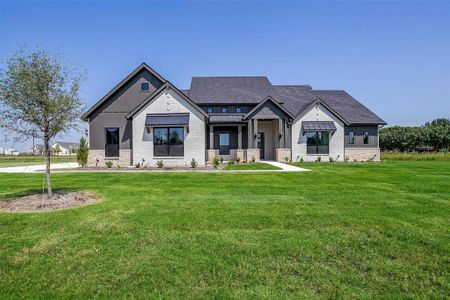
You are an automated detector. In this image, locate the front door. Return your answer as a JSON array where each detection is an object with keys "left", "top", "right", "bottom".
[{"left": 257, "top": 132, "right": 265, "bottom": 160}]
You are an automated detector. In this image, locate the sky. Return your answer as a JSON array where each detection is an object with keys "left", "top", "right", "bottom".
[{"left": 1, "top": 0, "right": 449, "bottom": 151}]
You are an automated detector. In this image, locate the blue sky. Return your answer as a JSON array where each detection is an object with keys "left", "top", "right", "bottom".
[{"left": 1, "top": 0, "right": 449, "bottom": 151}]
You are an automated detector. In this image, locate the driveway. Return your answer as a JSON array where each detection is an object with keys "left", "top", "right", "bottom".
[{"left": 0, "top": 162, "right": 79, "bottom": 173}]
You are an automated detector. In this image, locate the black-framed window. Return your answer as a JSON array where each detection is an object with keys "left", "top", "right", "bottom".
[
  {"left": 219, "top": 133, "right": 230, "bottom": 155},
  {"left": 207, "top": 107, "right": 213, "bottom": 113},
  {"left": 105, "top": 128, "right": 119, "bottom": 157},
  {"left": 349, "top": 131, "right": 354, "bottom": 144},
  {"left": 154, "top": 127, "right": 184, "bottom": 157},
  {"left": 141, "top": 82, "right": 149, "bottom": 91},
  {"left": 235, "top": 107, "right": 242, "bottom": 113},
  {"left": 306, "top": 131, "right": 330, "bottom": 154},
  {"left": 221, "top": 107, "right": 227, "bottom": 113},
  {"left": 363, "top": 131, "right": 369, "bottom": 144}
]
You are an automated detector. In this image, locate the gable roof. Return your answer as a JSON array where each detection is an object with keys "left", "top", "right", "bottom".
[
  {"left": 81, "top": 63, "right": 166, "bottom": 121},
  {"left": 295, "top": 98, "right": 349, "bottom": 125},
  {"left": 243, "top": 96, "right": 294, "bottom": 120},
  {"left": 126, "top": 81, "right": 209, "bottom": 119},
  {"left": 188, "top": 76, "right": 273, "bottom": 104}
]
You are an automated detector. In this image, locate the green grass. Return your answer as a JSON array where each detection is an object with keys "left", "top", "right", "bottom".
[
  {"left": 0, "top": 161, "right": 449, "bottom": 298},
  {"left": 381, "top": 151, "right": 450, "bottom": 161},
  {"left": 224, "top": 162, "right": 281, "bottom": 170},
  {"left": 0, "top": 155, "right": 77, "bottom": 167}
]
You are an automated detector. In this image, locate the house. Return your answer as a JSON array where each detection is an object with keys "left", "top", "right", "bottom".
[
  {"left": 51, "top": 142, "right": 79, "bottom": 155},
  {"left": 82, "top": 63, "right": 386, "bottom": 167},
  {"left": 4, "top": 149, "right": 19, "bottom": 156}
]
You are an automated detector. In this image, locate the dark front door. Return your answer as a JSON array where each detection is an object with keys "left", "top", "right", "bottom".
[{"left": 257, "top": 132, "right": 265, "bottom": 160}]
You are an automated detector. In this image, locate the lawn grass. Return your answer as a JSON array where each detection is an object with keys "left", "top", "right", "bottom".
[
  {"left": 0, "top": 155, "right": 77, "bottom": 167},
  {"left": 381, "top": 151, "right": 450, "bottom": 161},
  {"left": 224, "top": 162, "right": 281, "bottom": 170},
  {"left": 0, "top": 161, "right": 449, "bottom": 298}
]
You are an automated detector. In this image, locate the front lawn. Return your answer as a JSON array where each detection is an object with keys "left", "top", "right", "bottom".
[
  {"left": 0, "top": 161, "right": 449, "bottom": 298},
  {"left": 0, "top": 155, "right": 77, "bottom": 167},
  {"left": 224, "top": 162, "right": 281, "bottom": 170}
]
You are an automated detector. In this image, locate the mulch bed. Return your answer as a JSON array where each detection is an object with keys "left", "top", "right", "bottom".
[{"left": 0, "top": 191, "right": 99, "bottom": 213}]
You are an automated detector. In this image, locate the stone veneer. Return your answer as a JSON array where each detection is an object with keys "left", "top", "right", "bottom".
[
  {"left": 246, "top": 148, "right": 260, "bottom": 162},
  {"left": 345, "top": 148, "right": 380, "bottom": 162},
  {"left": 276, "top": 148, "right": 292, "bottom": 162},
  {"left": 88, "top": 149, "right": 132, "bottom": 167}
]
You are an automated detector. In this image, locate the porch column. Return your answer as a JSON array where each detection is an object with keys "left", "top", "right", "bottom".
[
  {"left": 209, "top": 125, "right": 214, "bottom": 149},
  {"left": 238, "top": 125, "right": 243, "bottom": 149},
  {"left": 247, "top": 119, "right": 252, "bottom": 148},
  {"left": 278, "top": 119, "right": 284, "bottom": 148},
  {"left": 253, "top": 118, "right": 258, "bottom": 148},
  {"left": 284, "top": 120, "right": 290, "bottom": 148}
]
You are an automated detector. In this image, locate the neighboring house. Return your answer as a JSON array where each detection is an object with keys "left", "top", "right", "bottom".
[
  {"left": 82, "top": 63, "right": 386, "bottom": 167},
  {"left": 5, "top": 149, "right": 19, "bottom": 156},
  {"left": 33, "top": 144, "right": 45, "bottom": 155},
  {"left": 0, "top": 147, "right": 4, "bottom": 155},
  {"left": 52, "top": 142, "right": 79, "bottom": 155}
]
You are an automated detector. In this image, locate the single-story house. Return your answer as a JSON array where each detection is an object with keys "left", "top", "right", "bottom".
[
  {"left": 82, "top": 63, "right": 386, "bottom": 167},
  {"left": 52, "top": 142, "right": 79, "bottom": 156}
]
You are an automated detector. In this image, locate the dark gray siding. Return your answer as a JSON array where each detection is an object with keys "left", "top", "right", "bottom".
[
  {"left": 247, "top": 101, "right": 290, "bottom": 120},
  {"left": 344, "top": 126, "right": 378, "bottom": 148},
  {"left": 200, "top": 105, "right": 255, "bottom": 114},
  {"left": 88, "top": 69, "right": 164, "bottom": 149},
  {"left": 207, "top": 126, "right": 248, "bottom": 150}
]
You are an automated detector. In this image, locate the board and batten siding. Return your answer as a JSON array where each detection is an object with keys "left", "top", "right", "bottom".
[
  {"left": 132, "top": 88, "right": 206, "bottom": 167},
  {"left": 88, "top": 69, "right": 164, "bottom": 150},
  {"left": 291, "top": 103, "right": 345, "bottom": 162}
]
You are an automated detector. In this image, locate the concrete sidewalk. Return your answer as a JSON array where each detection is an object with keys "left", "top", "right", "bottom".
[
  {"left": 264, "top": 161, "right": 310, "bottom": 172},
  {"left": 0, "top": 162, "right": 79, "bottom": 173}
]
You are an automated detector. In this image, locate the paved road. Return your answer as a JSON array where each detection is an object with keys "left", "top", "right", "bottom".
[
  {"left": 0, "top": 162, "right": 79, "bottom": 173},
  {"left": 264, "top": 161, "right": 310, "bottom": 171}
]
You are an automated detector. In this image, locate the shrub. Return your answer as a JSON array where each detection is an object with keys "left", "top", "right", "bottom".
[
  {"left": 76, "top": 137, "right": 89, "bottom": 167},
  {"left": 228, "top": 161, "right": 235, "bottom": 166},
  {"left": 212, "top": 157, "right": 220, "bottom": 168},
  {"left": 381, "top": 151, "right": 450, "bottom": 161},
  {"left": 329, "top": 157, "right": 334, "bottom": 163},
  {"left": 135, "top": 162, "right": 141, "bottom": 168},
  {"left": 284, "top": 156, "right": 289, "bottom": 163},
  {"left": 344, "top": 156, "right": 349, "bottom": 163},
  {"left": 251, "top": 156, "right": 255, "bottom": 163},
  {"left": 156, "top": 160, "right": 164, "bottom": 168},
  {"left": 315, "top": 157, "right": 321, "bottom": 163},
  {"left": 220, "top": 157, "right": 224, "bottom": 163},
  {"left": 105, "top": 161, "right": 113, "bottom": 168},
  {"left": 236, "top": 157, "right": 240, "bottom": 164},
  {"left": 190, "top": 158, "right": 198, "bottom": 168},
  {"left": 299, "top": 157, "right": 304, "bottom": 163}
]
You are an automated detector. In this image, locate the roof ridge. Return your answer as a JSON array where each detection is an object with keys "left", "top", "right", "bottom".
[
  {"left": 191, "top": 76, "right": 269, "bottom": 78},
  {"left": 312, "top": 89, "right": 346, "bottom": 92}
]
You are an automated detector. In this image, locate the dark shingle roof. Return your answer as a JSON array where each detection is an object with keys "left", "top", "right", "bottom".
[
  {"left": 188, "top": 77, "right": 385, "bottom": 125},
  {"left": 188, "top": 77, "right": 273, "bottom": 104},
  {"left": 209, "top": 114, "right": 244, "bottom": 123},
  {"left": 311, "top": 90, "right": 386, "bottom": 125}
]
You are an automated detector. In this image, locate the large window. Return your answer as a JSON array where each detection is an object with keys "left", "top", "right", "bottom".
[
  {"left": 105, "top": 128, "right": 119, "bottom": 157},
  {"left": 154, "top": 127, "right": 184, "bottom": 157},
  {"left": 219, "top": 133, "right": 230, "bottom": 155},
  {"left": 363, "top": 131, "right": 369, "bottom": 144},
  {"left": 306, "top": 131, "right": 330, "bottom": 154},
  {"left": 349, "top": 131, "right": 354, "bottom": 144}
]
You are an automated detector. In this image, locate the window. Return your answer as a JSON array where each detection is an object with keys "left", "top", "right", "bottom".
[
  {"left": 207, "top": 107, "right": 213, "bottom": 113},
  {"left": 141, "top": 82, "right": 149, "bottom": 91},
  {"left": 235, "top": 107, "right": 242, "bottom": 113},
  {"left": 306, "top": 131, "right": 330, "bottom": 154},
  {"left": 154, "top": 127, "right": 184, "bottom": 157},
  {"left": 219, "top": 133, "right": 230, "bottom": 155},
  {"left": 105, "top": 128, "right": 119, "bottom": 157},
  {"left": 349, "top": 131, "right": 354, "bottom": 144},
  {"left": 221, "top": 107, "right": 227, "bottom": 113},
  {"left": 363, "top": 131, "right": 369, "bottom": 144}
]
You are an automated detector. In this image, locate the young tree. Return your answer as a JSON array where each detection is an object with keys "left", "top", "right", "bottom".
[
  {"left": 0, "top": 49, "right": 85, "bottom": 197},
  {"left": 77, "top": 137, "right": 89, "bottom": 167},
  {"left": 54, "top": 144, "right": 62, "bottom": 155}
]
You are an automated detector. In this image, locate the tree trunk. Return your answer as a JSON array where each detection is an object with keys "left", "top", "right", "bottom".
[{"left": 44, "top": 136, "right": 53, "bottom": 198}]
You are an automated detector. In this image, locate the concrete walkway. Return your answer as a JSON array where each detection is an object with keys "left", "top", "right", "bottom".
[
  {"left": 0, "top": 162, "right": 79, "bottom": 173},
  {"left": 264, "top": 161, "right": 310, "bottom": 172}
]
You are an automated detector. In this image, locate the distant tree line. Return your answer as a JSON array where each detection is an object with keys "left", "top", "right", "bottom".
[{"left": 380, "top": 118, "right": 450, "bottom": 152}]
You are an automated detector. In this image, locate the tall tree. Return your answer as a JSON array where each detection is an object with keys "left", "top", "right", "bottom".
[
  {"left": 0, "top": 48, "right": 85, "bottom": 197},
  {"left": 424, "top": 118, "right": 450, "bottom": 151}
]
